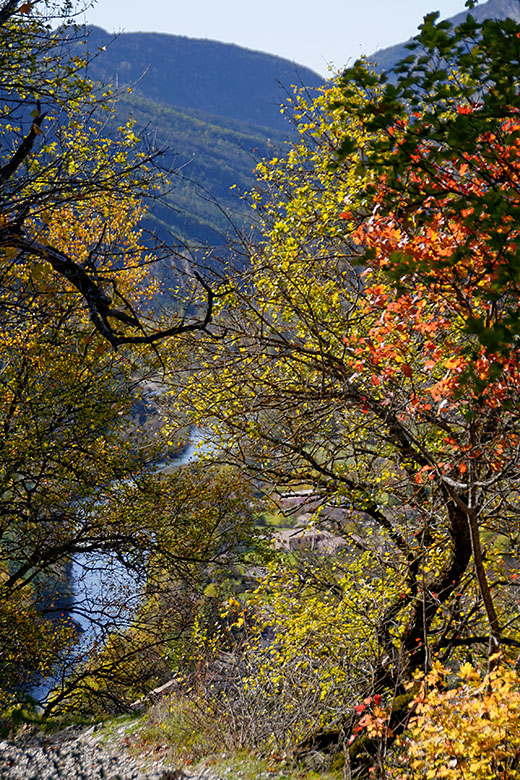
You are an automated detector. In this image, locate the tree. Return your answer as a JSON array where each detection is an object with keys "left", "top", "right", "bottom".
[
  {"left": 0, "top": 1, "right": 244, "bottom": 711},
  {"left": 170, "top": 9, "right": 520, "bottom": 772},
  {"left": 0, "top": 0, "right": 213, "bottom": 347},
  {"left": 38, "top": 462, "right": 256, "bottom": 715},
  {"left": 0, "top": 259, "right": 254, "bottom": 710},
  {"left": 391, "top": 661, "right": 520, "bottom": 780},
  {"left": 335, "top": 3, "right": 520, "bottom": 358}
]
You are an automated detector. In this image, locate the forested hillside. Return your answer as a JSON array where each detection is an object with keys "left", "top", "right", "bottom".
[
  {"left": 82, "top": 26, "right": 322, "bottom": 246},
  {"left": 109, "top": 91, "right": 287, "bottom": 247},
  {"left": 84, "top": 26, "right": 322, "bottom": 132}
]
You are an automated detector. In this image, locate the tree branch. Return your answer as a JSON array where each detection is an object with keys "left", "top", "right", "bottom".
[
  {"left": 0, "top": 232, "right": 214, "bottom": 346},
  {"left": 0, "top": 102, "right": 45, "bottom": 184}
]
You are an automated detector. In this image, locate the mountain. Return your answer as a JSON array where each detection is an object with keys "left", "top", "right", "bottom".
[
  {"left": 368, "top": 0, "right": 520, "bottom": 73},
  {"left": 82, "top": 1, "right": 519, "bottom": 250},
  {"left": 82, "top": 27, "right": 322, "bottom": 249},
  {"left": 85, "top": 26, "right": 322, "bottom": 135},
  {"left": 108, "top": 91, "right": 287, "bottom": 248}
]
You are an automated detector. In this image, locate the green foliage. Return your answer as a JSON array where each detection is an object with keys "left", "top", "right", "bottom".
[
  {"left": 168, "top": 8, "right": 520, "bottom": 775},
  {"left": 233, "top": 546, "right": 406, "bottom": 749},
  {"left": 41, "top": 463, "right": 256, "bottom": 715},
  {"left": 336, "top": 8, "right": 520, "bottom": 355}
]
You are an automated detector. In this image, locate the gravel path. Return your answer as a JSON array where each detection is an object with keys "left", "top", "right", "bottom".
[{"left": 0, "top": 723, "right": 222, "bottom": 780}]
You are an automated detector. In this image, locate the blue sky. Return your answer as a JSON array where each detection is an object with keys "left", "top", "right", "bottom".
[{"left": 84, "top": 0, "right": 471, "bottom": 77}]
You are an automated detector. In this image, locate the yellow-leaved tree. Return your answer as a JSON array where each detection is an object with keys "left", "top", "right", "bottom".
[
  {"left": 0, "top": 0, "right": 245, "bottom": 713},
  {"left": 168, "top": 12, "right": 520, "bottom": 776},
  {"left": 392, "top": 662, "right": 520, "bottom": 780}
]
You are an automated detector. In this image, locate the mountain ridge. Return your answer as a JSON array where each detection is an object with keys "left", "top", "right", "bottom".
[
  {"left": 84, "top": 25, "right": 322, "bottom": 135},
  {"left": 368, "top": 0, "right": 520, "bottom": 72},
  {"left": 83, "top": 0, "right": 520, "bottom": 247}
]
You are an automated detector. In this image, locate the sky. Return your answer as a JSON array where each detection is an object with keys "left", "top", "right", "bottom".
[{"left": 83, "top": 0, "right": 471, "bottom": 77}]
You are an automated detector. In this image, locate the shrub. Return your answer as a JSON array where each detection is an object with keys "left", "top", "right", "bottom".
[{"left": 392, "top": 661, "right": 520, "bottom": 780}]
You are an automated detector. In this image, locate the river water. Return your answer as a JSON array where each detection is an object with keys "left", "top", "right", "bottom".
[{"left": 29, "top": 429, "right": 210, "bottom": 705}]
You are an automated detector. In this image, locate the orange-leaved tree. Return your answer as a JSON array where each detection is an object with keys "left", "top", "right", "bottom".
[{"left": 169, "top": 7, "right": 520, "bottom": 771}]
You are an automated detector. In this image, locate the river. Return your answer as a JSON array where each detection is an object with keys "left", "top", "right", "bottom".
[{"left": 29, "top": 429, "right": 210, "bottom": 705}]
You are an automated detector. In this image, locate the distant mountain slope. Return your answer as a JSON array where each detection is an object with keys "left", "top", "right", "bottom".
[
  {"left": 85, "top": 26, "right": 322, "bottom": 134},
  {"left": 111, "top": 91, "right": 287, "bottom": 247},
  {"left": 82, "top": 27, "right": 322, "bottom": 249},
  {"left": 81, "top": 2, "right": 520, "bottom": 250},
  {"left": 369, "top": 0, "right": 520, "bottom": 73}
]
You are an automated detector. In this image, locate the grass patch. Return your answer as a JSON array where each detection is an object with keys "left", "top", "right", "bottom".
[
  {"left": 0, "top": 703, "right": 94, "bottom": 739},
  {"left": 262, "top": 511, "right": 297, "bottom": 528},
  {"left": 137, "top": 695, "right": 219, "bottom": 765},
  {"left": 209, "top": 750, "right": 342, "bottom": 780},
  {"left": 94, "top": 711, "right": 145, "bottom": 745}
]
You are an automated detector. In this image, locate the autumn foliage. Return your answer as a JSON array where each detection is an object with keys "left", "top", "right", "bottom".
[
  {"left": 167, "top": 6, "right": 520, "bottom": 777},
  {"left": 393, "top": 662, "right": 520, "bottom": 780},
  {"left": 4, "top": 2, "right": 520, "bottom": 778}
]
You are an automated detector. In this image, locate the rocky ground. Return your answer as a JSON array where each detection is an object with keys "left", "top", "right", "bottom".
[{"left": 0, "top": 722, "right": 222, "bottom": 780}]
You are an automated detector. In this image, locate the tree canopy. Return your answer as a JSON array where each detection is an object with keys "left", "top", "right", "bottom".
[
  {"left": 169, "top": 6, "right": 520, "bottom": 774},
  {"left": 0, "top": 0, "right": 213, "bottom": 347},
  {"left": 0, "top": 0, "right": 251, "bottom": 712}
]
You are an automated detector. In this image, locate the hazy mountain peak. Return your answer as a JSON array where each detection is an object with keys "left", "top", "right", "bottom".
[
  {"left": 449, "top": 0, "right": 520, "bottom": 24},
  {"left": 369, "top": 0, "right": 520, "bottom": 73}
]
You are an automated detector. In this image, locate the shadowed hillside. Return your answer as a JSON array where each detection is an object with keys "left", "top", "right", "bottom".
[
  {"left": 81, "top": 1, "right": 518, "bottom": 248},
  {"left": 82, "top": 27, "right": 322, "bottom": 247},
  {"left": 84, "top": 26, "right": 322, "bottom": 134}
]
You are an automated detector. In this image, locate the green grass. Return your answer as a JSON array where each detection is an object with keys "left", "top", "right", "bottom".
[
  {"left": 137, "top": 696, "right": 219, "bottom": 765},
  {"left": 262, "top": 510, "right": 298, "bottom": 528},
  {"left": 208, "top": 750, "right": 341, "bottom": 780}
]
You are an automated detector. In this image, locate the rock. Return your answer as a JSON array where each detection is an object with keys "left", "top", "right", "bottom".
[{"left": 0, "top": 725, "right": 223, "bottom": 780}]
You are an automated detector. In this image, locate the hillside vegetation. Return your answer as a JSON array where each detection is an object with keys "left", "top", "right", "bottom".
[
  {"left": 82, "top": 26, "right": 321, "bottom": 246},
  {"left": 84, "top": 26, "right": 322, "bottom": 132},
  {"left": 109, "top": 91, "right": 287, "bottom": 247}
]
